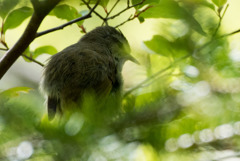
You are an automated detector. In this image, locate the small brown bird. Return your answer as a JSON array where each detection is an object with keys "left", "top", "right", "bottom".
[{"left": 40, "top": 26, "right": 137, "bottom": 120}]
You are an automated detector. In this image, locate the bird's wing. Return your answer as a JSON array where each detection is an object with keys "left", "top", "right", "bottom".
[{"left": 60, "top": 48, "right": 116, "bottom": 101}]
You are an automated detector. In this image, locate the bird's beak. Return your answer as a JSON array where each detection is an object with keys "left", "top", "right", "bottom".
[{"left": 126, "top": 55, "right": 140, "bottom": 65}]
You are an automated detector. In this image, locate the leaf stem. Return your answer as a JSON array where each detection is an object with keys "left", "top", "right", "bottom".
[
  {"left": 107, "top": 0, "right": 146, "bottom": 20},
  {"left": 22, "top": 54, "right": 44, "bottom": 67}
]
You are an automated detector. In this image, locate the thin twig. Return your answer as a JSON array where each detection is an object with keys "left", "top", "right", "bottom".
[
  {"left": 107, "top": 0, "right": 146, "bottom": 20},
  {"left": 115, "top": 5, "right": 152, "bottom": 28},
  {"left": 212, "top": 4, "right": 229, "bottom": 38},
  {"left": 101, "top": 0, "right": 121, "bottom": 26},
  {"left": 0, "top": 38, "right": 9, "bottom": 51},
  {"left": 107, "top": 0, "right": 121, "bottom": 17},
  {"left": 82, "top": 0, "right": 105, "bottom": 20},
  {"left": 0, "top": 48, "right": 8, "bottom": 51},
  {"left": 115, "top": 14, "right": 133, "bottom": 28},
  {"left": 22, "top": 54, "right": 44, "bottom": 67},
  {"left": 220, "top": 28, "right": 240, "bottom": 37},
  {"left": 196, "top": 27, "right": 240, "bottom": 53},
  {"left": 124, "top": 54, "right": 190, "bottom": 97},
  {"left": 1, "top": 38, "right": 9, "bottom": 50},
  {"left": 36, "top": 0, "right": 100, "bottom": 37},
  {"left": 0, "top": 34, "right": 44, "bottom": 67},
  {"left": 127, "top": 0, "right": 130, "bottom": 7}
]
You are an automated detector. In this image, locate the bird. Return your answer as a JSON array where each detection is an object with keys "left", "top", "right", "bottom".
[{"left": 40, "top": 26, "right": 138, "bottom": 120}]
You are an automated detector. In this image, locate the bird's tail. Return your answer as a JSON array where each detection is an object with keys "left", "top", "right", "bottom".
[{"left": 47, "top": 96, "right": 60, "bottom": 120}]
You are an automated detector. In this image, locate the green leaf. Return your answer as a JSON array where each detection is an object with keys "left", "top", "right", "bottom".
[
  {"left": 0, "top": 87, "right": 32, "bottom": 102},
  {"left": 50, "top": 4, "right": 84, "bottom": 26},
  {"left": 144, "top": 35, "right": 173, "bottom": 56},
  {"left": 212, "top": 0, "right": 227, "bottom": 7},
  {"left": 199, "top": 1, "right": 216, "bottom": 10},
  {"left": 138, "top": 16, "right": 145, "bottom": 23},
  {"left": 50, "top": 4, "right": 78, "bottom": 21},
  {"left": 135, "top": 92, "right": 161, "bottom": 107},
  {"left": 0, "top": 0, "right": 20, "bottom": 19},
  {"left": 33, "top": 46, "right": 58, "bottom": 58},
  {"left": 140, "top": 0, "right": 206, "bottom": 35},
  {"left": 140, "top": 0, "right": 185, "bottom": 19},
  {"left": 144, "top": 35, "right": 193, "bottom": 57},
  {"left": 3, "top": 7, "right": 33, "bottom": 33},
  {"left": 99, "top": 0, "right": 109, "bottom": 8}
]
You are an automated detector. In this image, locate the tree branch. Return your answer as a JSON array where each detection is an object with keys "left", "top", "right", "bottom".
[
  {"left": 36, "top": 0, "right": 100, "bottom": 37},
  {"left": 0, "top": 12, "right": 45, "bottom": 79},
  {"left": 0, "top": 0, "right": 61, "bottom": 79},
  {"left": 0, "top": 39, "right": 43, "bottom": 67}
]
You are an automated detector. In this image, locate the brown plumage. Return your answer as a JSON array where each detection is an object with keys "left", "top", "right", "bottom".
[{"left": 40, "top": 26, "right": 137, "bottom": 120}]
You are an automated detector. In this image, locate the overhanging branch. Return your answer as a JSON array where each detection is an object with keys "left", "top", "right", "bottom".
[
  {"left": 0, "top": 12, "right": 45, "bottom": 79},
  {"left": 0, "top": 0, "right": 61, "bottom": 79}
]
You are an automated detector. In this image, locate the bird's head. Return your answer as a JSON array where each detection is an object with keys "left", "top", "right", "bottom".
[{"left": 82, "top": 26, "right": 139, "bottom": 65}]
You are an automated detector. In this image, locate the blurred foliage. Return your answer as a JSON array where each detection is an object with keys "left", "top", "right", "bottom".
[{"left": 1, "top": 0, "right": 240, "bottom": 160}]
